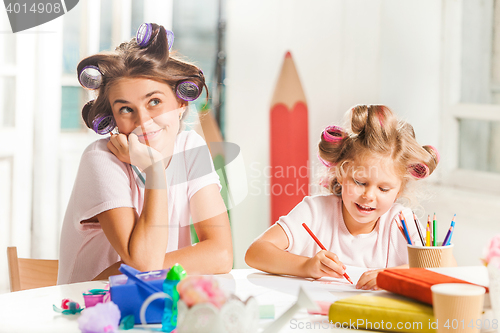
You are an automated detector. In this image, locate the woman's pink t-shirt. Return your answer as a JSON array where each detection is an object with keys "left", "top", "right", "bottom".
[{"left": 58, "top": 131, "right": 221, "bottom": 284}]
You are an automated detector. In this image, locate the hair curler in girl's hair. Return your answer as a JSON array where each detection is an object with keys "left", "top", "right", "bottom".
[
  {"left": 136, "top": 23, "right": 174, "bottom": 50},
  {"left": 92, "top": 114, "right": 116, "bottom": 135},
  {"left": 176, "top": 81, "right": 201, "bottom": 101},
  {"left": 79, "top": 65, "right": 103, "bottom": 90},
  {"left": 425, "top": 145, "right": 440, "bottom": 164},
  {"left": 322, "top": 125, "right": 346, "bottom": 143},
  {"left": 317, "top": 152, "right": 334, "bottom": 168},
  {"left": 407, "top": 163, "right": 430, "bottom": 179}
]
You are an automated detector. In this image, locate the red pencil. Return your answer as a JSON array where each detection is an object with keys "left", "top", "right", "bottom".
[{"left": 302, "top": 223, "right": 353, "bottom": 284}]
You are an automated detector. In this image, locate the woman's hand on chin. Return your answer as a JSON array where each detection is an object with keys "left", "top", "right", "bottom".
[
  {"left": 128, "top": 132, "right": 166, "bottom": 171},
  {"left": 107, "top": 133, "right": 132, "bottom": 164}
]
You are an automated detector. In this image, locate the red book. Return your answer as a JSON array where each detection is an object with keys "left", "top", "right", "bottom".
[{"left": 377, "top": 268, "right": 489, "bottom": 305}]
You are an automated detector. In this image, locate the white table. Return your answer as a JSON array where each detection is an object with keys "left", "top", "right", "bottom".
[{"left": 0, "top": 267, "right": 490, "bottom": 333}]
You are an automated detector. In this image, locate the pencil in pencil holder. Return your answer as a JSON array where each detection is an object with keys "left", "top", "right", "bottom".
[{"left": 407, "top": 243, "right": 454, "bottom": 268}]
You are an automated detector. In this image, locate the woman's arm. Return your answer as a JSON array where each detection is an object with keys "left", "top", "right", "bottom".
[
  {"left": 245, "top": 224, "right": 345, "bottom": 279},
  {"left": 93, "top": 184, "right": 232, "bottom": 280},
  {"left": 160, "top": 183, "right": 233, "bottom": 274},
  {"left": 97, "top": 161, "right": 169, "bottom": 272}
]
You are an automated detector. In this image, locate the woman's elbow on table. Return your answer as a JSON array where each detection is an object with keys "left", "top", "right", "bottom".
[{"left": 218, "top": 247, "right": 234, "bottom": 273}]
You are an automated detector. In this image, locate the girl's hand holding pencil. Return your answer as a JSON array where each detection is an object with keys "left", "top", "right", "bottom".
[
  {"left": 301, "top": 250, "right": 348, "bottom": 280},
  {"left": 302, "top": 223, "right": 353, "bottom": 283}
]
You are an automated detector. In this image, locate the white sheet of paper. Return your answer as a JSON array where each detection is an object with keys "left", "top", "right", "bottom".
[
  {"left": 314, "top": 265, "right": 369, "bottom": 287},
  {"left": 246, "top": 266, "right": 377, "bottom": 304}
]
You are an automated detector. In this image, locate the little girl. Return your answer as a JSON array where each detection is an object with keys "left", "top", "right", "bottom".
[
  {"left": 245, "top": 105, "right": 439, "bottom": 290},
  {"left": 58, "top": 23, "right": 233, "bottom": 284}
]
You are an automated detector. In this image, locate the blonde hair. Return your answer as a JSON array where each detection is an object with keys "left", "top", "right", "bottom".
[{"left": 318, "top": 105, "right": 439, "bottom": 197}]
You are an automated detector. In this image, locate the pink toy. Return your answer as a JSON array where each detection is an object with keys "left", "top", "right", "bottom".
[
  {"left": 483, "top": 235, "right": 500, "bottom": 267},
  {"left": 177, "top": 276, "right": 227, "bottom": 308},
  {"left": 83, "top": 288, "right": 110, "bottom": 308}
]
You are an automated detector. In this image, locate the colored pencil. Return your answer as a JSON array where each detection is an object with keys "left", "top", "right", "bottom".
[
  {"left": 270, "top": 52, "right": 309, "bottom": 226},
  {"left": 413, "top": 212, "right": 425, "bottom": 246},
  {"left": 442, "top": 215, "right": 456, "bottom": 246},
  {"left": 301, "top": 223, "right": 353, "bottom": 284},
  {"left": 399, "top": 213, "right": 412, "bottom": 245},
  {"left": 394, "top": 217, "right": 408, "bottom": 242},
  {"left": 445, "top": 223, "right": 455, "bottom": 246},
  {"left": 427, "top": 215, "right": 432, "bottom": 246},
  {"left": 426, "top": 220, "right": 431, "bottom": 246},
  {"left": 432, "top": 213, "right": 437, "bottom": 246}
]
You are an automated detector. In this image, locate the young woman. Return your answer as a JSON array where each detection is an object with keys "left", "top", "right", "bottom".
[{"left": 58, "top": 23, "right": 232, "bottom": 284}]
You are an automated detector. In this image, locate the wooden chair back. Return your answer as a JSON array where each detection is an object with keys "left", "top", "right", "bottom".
[{"left": 7, "top": 246, "right": 59, "bottom": 292}]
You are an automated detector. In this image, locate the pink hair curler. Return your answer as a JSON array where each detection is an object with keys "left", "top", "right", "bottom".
[
  {"left": 317, "top": 152, "right": 337, "bottom": 168},
  {"left": 322, "top": 125, "right": 345, "bottom": 143},
  {"left": 408, "top": 163, "right": 429, "bottom": 179},
  {"left": 426, "top": 145, "right": 440, "bottom": 164}
]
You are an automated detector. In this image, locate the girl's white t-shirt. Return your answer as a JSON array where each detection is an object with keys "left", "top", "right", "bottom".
[
  {"left": 276, "top": 194, "right": 421, "bottom": 268},
  {"left": 58, "top": 130, "right": 221, "bottom": 284}
]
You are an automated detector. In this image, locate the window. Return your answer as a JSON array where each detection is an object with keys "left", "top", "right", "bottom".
[
  {"left": 61, "top": 1, "right": 85, "bottom": 130},
  {"left": 99, "top": 0, "right": 113, "bottom": 52},
  {"left": 59, "top": 0, "right": 226, "bottom": 135},
  {"left": 442, "top": 0, "right": 500, "bottom": 191},
  {"left": 172, "top": 0, "right": 225, "bottom": 134},
  {"left": 60, "top": 0, "right": 146, "bottom": 131},
  {"left": 131, "top": 0, "right": 144, "bottom": 38},
  {"left": 0, "top": 14, "right": 15, "bottom": 128}
]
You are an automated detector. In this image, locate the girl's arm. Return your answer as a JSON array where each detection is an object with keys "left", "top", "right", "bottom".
[
  {"left": 97, "top": 161, "right": 169, "bottom": 273},
  {"left": 245, "top": 224, "right": 345, "bottom": 279},
  {"left": 93, "top": 184, "right": 232, "bottom": 280}
]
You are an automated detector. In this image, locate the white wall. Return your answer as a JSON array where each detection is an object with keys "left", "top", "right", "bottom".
[{"left": 225, "top": 0, "right": 494, "bottom": 268}]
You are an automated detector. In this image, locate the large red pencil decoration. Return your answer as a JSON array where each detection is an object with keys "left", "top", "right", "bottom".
[{"left": 270, "top": 51, "right": 309, "bottom": 225}]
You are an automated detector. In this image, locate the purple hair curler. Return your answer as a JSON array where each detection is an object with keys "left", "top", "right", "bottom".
[
  {"left": 136, "top": 23, "right": 152, "bottom": 47},
  {"left": 166, "top": 29, "right": 174, "bottom": 51},
  {"left": 176, "top": 81, "right": 201, "bottom": 101},
  {"left": 92, "top": 114, "right": 116, "bottom": 135},
  {"left": 322, "top": 125, "right": 345, "bottom": 143},
  {"left": 136, "top": 23, "right": 174, "bottom": 50},
  {"left": 408, "top": 163, "right": 429, "bottom": 179},
  {"left": 79, "top": 65, "right": 103, "bottom": 90}
]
